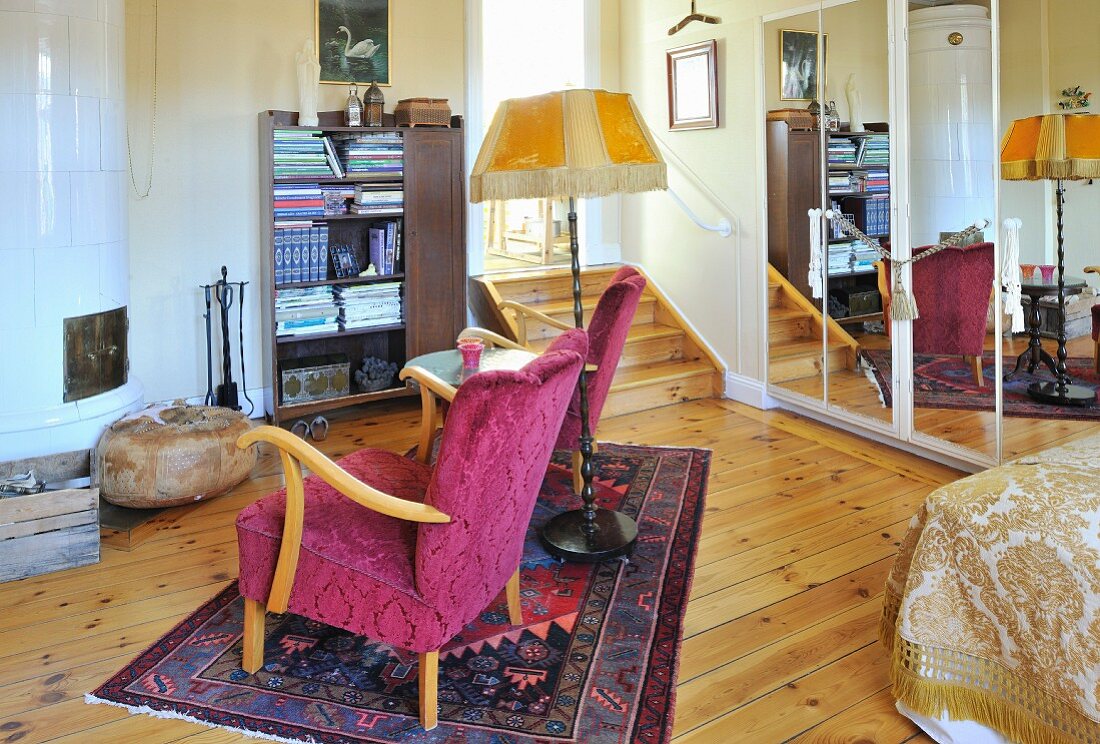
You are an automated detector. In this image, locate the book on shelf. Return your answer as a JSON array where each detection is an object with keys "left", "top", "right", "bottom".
[
  {"left": 334, "top": 132, "right": 405, "bottom": 176},
  {"left": 273, "top": 130, "right": 338, "bottom": 177},
  {"left": 321, "top": 136, "right": 345, "bottom": 178},
  {"left": 366, "top": 219, "right": 402, "bottom": 275},
  {"left": 335, "top": 282, "right": 403, "bottom": 330},
  {"left": 275, "top": 286, "right": 339, "bottom": 337},
  {"left": 274, "top": 183, "right": 324, "bottom": 220},
  {"left": 274, "top": 223, "right": 332, "bottom": 286}
]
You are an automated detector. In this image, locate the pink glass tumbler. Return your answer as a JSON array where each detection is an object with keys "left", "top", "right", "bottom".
[
  {"left": 457, "top": 338, "right": 484, "bottom": 369},
  {"left": 1039, "top": 264, "right": 1056, "bottom": 283}
]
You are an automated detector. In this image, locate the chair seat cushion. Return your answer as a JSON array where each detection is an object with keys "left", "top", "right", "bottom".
[{"left": 236, "top": 448, "right": 455, "bottom": 653}]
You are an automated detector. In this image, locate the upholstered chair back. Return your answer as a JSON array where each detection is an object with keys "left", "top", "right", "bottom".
[
  {"left": 414, "top": 329, "right": 588, "bottom": 612},
  {"left": 910, "top": 242, "right": 994, "bottom": 357},
  {"left": 556, "top": 267, "right": 646, "bottom": 448}
]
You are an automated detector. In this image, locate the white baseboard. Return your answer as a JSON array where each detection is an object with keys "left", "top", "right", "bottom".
[{"left": 724, "top": 372, "right": 778, "bottom": 410}]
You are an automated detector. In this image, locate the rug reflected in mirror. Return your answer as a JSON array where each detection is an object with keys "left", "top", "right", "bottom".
[
  {"left": 863, "top": 349, "right": 1100, "bottom": 419},
  {"left": 87, "top": 444, "right": 710, "bottom": 744}
]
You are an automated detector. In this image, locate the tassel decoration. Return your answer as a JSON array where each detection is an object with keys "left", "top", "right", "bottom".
[
  {"left": 807, "top": 208, "right": 824, "bottom": 299},
  {"left": 891, "top": 263, "right": 919, "bottom": 320}
]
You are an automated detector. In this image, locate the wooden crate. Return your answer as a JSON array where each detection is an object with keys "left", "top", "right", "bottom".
[{"left": 0, "top": 487, "right": 100, "bottom": 582}]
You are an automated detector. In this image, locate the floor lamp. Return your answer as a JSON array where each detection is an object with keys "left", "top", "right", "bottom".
[
  {"left": 1001, "top": 113, "right": 1100, "bottom": 406},
  {"left": 469, "top": 89, "right": 667, "bottom": 561}
]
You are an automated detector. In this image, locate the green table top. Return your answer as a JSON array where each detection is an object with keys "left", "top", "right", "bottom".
[{"left": 404, "top": 348, "right": 537, "bottom": 388}]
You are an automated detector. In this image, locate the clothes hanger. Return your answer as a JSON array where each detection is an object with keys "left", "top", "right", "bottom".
[{"left": 668, "top": 0, "right": 721, "bottom": 36}]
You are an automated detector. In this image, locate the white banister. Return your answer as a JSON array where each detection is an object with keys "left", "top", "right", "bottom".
[
  {"left": 668, "top": 189, "right": 733, "bottom": 237},
  {"left": 653, "top": 134, "right": 736, "bottom": 239}
]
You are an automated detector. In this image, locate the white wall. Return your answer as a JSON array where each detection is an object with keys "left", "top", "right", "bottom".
[{"left": 125, "top": 0, "right": 465, "bottom": 404}]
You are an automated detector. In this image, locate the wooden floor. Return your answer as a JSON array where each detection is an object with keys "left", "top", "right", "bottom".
[
  {"left": 773, "top": 328, "right": 1100, "bottom": 460},
  {"left": 0, "top": 396, "right": 975, "bottom": 743}
]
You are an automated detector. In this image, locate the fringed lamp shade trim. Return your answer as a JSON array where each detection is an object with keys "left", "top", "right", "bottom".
[
  {"left": 1001, "top": 113, "right": 1100, "bottom": 181},
  {"left": 469, "top": 89, "right": 668, "bottom": 203}
]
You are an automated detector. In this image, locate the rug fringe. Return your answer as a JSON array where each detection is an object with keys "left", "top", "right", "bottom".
[{"left": 84, "top": 694, "right": 322, "bottom": 744}]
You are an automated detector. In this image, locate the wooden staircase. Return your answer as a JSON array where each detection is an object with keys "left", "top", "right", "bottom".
[
  {"left": 767, "top": 265, "right": 859, "bottom": 384},
  {"left": 470, "top": 265, "right": 725, "bottom": 418}
]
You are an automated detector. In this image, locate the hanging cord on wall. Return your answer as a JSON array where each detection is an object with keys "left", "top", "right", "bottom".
[
  {"left": 1001, "top": 218, "right": 1025, "bottom": 333},
  {"left": 127, "top": 0, "right": 158, "bottom": 199},
  {"left": 825, "top": 210, "right": 990, "bottom": 320}
]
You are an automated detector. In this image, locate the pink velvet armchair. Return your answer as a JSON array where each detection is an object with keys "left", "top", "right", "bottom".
[
  {"left": 234, "top": 331, "right": 587, "bottom": 730},
  {"left": 462, "top": 266, "right": 647, "bottom": 492},
  {"left": 875, "top": 242, "right": 995, "bottom": 386}
]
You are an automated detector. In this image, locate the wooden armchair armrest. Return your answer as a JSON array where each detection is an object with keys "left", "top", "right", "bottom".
[
  {"left": 399, "top": 366, "right": 459, "bottom": 465},
  {"left": 458, "top": 326, "right": 528, "bottom": 351},
  {"left": 236, "top": 425, "right": 450, "bottom": 612},
  {"left": 498, "top": 300, "right": 572, "bottom": 345}
]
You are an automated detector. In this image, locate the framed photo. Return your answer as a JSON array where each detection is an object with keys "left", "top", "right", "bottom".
[
  {"left": 316, "top": 0, "right": 391, "bottom": 86},
  {"left": 666, "top": 40, "right": 719, "bottom": 131},
  {"left": 780, "top": 29, "right": 827, "bottom": 101}
]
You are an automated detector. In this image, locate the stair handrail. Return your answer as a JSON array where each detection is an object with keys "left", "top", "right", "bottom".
[{"left": 653, "top": 133, "right": 735, "bottom": 239}]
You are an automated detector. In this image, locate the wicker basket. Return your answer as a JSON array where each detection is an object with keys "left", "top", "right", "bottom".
[
  {"left": 767, "top": 108, "right": 816, "bottom": 129},
  {"left": 394, "top": 98, "right": 451, "bottom": 127}
]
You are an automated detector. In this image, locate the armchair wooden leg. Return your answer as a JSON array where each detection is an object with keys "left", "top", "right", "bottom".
[
  {"left": 968, "top": 355, "right": 984, "bottom": 387},
  {"left": 419, "top": 650, "right": 439, "bottom": 730},
  {"left": 506, "top": 568, "right": 523, "bottom": 626},
  {"left": 242, "top": 598, "right": 266, "bottom": 673}
]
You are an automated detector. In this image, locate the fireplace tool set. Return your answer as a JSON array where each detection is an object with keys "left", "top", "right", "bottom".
[{"left": 201, "top": 267, "right": 254, "bottom": 415}]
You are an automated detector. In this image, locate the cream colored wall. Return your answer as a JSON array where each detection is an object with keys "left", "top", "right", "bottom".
[
  {"left": 763, "top": 0, "right": 889, "bottom": 124},
  {"left": 618, "top": 0, "right": 847, "bottom": 385},
  {"left": 125, "top": 0, "right": 465, "bottom": 404}
]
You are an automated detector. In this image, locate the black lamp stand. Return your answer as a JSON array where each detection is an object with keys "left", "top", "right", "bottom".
[
  {"left": 1028, "top": 180, "right": 1096, "bottom": 406},
  {"left": 540, "top": 198, "right": 639, "bottom": 562}
]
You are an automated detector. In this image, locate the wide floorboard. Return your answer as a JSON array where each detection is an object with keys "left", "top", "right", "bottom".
[{"left": 0, "top": 397, "right": 962, "bottom": 743}]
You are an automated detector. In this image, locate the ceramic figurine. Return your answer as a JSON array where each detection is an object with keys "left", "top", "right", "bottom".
[
  {"left": 295, "top": 40, "right": 321, "bottom": 127},
  {"left": 846, "top": 73, "right": 864, "bottom": 132}
]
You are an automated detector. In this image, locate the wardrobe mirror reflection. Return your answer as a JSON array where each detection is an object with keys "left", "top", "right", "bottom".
[
  {"left": 998, "top": 0, "right": 1100, "bottom": 459},
  {"left": 764, "top": 0, "right": 893, "bottom": 426},
  {"left": 906, "top": 1, "right": 998, "bottom": 460}
]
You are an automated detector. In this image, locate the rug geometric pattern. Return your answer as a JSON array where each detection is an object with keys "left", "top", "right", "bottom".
[
  {"left": 863, "top": 349, "right": 1100, "bottom": 420},
  {"left": 89, "top": 444, "right": 710, "bottom": 744}
]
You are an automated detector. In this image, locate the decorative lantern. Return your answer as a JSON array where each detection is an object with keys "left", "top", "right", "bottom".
[
  {"left": 365, "top": 81, "right": 385, "bottom": 127},
  {"left": 345, "top": 83, "right": 363, "bottom": 127}
]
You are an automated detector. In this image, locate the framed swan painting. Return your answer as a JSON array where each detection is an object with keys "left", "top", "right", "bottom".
[{"left": 316, "top": 0, "right": 391, "bottom": 86}]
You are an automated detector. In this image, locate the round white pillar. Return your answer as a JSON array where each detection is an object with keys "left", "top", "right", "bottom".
[
  {"left": 908, "top": 4, "right": 995, "bottom": 247},
  {"left": 0, "top": 0, "right": 142, "bottom": 460}
]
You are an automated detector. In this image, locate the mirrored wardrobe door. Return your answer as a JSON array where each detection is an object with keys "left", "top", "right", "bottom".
[
  {"left": 998, "top": 0, "right": 1100, "bottom": 461},
  {"left": 819, "top": 0, "right": 895, "bottom": 427},
  {"left": 907, "top": 2, "right": 999, "bottom": 460},
  {"left": 764, "top": 6, "right": 827, "bottom": 407}
]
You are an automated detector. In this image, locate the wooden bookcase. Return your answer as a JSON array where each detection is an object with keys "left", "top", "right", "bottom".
[
  {"left": 766, "top": 120, "right": 890, "bottom": 324},
  {"left": 258, "top": 110, "right": 467, "bottom": 425}
]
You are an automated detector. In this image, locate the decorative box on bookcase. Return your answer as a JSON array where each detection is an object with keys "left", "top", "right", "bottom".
[{"left": 258, "top": 110, "right": 467, "bottom": 425}]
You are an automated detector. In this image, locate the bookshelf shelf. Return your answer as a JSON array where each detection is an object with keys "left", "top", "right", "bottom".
[{"left": 260, "top": 109, "right": 467, "bottom": 426}]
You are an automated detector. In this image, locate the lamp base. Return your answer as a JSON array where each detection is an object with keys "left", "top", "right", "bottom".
[
  {"left": 540, "top": 508, "right": 638, "bottom": 563},
  {"left": 1027, "top": 381, "right": 1096, "bottom": 406}
]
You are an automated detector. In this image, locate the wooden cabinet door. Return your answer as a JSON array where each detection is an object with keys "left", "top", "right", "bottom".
[{"left": 404, "top": 129, "right": 467, "bottom": 359}]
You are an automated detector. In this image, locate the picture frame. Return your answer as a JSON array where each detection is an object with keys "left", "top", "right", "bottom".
[
  {"left": 780, "top": 29, "right": 827, "bottom": 101},
  {"left": 666, "top": 40, "right": 719, "bottom": 131},
  {"left": 316, "top": 0, "right": 391, "bottom": 86}
]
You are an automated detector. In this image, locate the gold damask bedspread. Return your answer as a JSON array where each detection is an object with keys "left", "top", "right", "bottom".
[{"left": 882, "top": 435, "right": 1100, "bottom": 744}]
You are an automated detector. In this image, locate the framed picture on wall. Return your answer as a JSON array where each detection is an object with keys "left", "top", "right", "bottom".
[
  {"left": 780, "top": 29, "right": 826, "bottom": 101},
  {"left": 316, "top": 0, "right": 391, "bottom": 86},
  {"left": 666, "top": 40, "right": 719, "bottom": 130}
]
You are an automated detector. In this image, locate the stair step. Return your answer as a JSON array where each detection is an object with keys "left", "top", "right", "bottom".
[
  {"left": 768, "top": 282, "right": 783, "bottom": 309},
  {"left": 510, "top": 295, "right": 658, "bottom": 340},
  {"left": 768, "top": 307, "right": 814, "bottom": 343},
  {"left": 603, "top": 360, "right": 719, "bottom": 418},
  {"left": 767, "top": 339, "right": 849, "bottom": 383},
  {"left": 486, "top": 267, "right": 621, "bottom": 305},
  {"left": 529, "top": 322, "right": 686, "bottom": 367}
]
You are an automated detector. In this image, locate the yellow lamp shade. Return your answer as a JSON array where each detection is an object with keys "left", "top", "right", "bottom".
[
  {"left": 1001, "top": 113, "right": 1100, "bottom": 181},
  {"left": 469, "top": 89, "right": 667, "bottom": 203}
]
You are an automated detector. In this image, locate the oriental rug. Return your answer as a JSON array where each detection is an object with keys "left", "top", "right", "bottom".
[
  {"left": 88, "top": 443, "right": 710, "bottom": 744},
  {"left": 863, "top": 349, "right": 1100, "bottom": 420}
]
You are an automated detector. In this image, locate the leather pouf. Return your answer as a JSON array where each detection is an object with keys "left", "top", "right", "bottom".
[{"left": 95, "top": 403, "right": 256, "bottom": 508}]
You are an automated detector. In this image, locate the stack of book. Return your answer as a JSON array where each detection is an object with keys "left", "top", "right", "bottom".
[
  {"left": 828, "top": 240, "right": 880, "bottom": 276},
  {"left": 350, "top": 186, "right": 403, "bottom": 215},
  {"left": 828, "top": 174, "right": 854, "bottom": 193},
  {"left": 861, "top": 134, "right": 890, "bottom": 165},
  {"left": 275, "top": 286, "right": 339, "bottom": 337},
  {"left": 367, "top": 220, "right": 402, "bottom": 275},
  {"left": 335, "top": 133, "right": 404, "bottom": 177},
  {"left": 844, "top": 196, "right": 890, "bottom": 236},
  {"left": 273, "top": 130, "right": 334, "bottom": 178},
  {"left": 864, "top": 169, "right": 890, "bottom": 192},
  {"left": 274, "top": 224, "right": 330, "bottom": 286},
  {"left": 335, "top": 282, "right": 403, "bottom": 330},
  {"left": 321, "top": 185, "right": 355, "bottom": 215},
  {"left": 274, "top": 183, "right": 324, "bottom": 222},
  {"left": 827, "top": 139, "right": 858, "bottom": 166}
]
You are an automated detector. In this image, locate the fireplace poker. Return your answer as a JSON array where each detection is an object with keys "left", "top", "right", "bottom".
[
  {"left": 202, "top": 284, "right": 215, "bottom": 405},
  {"left": 213, "top": 266, "right": 239, "bottom": 410}
]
